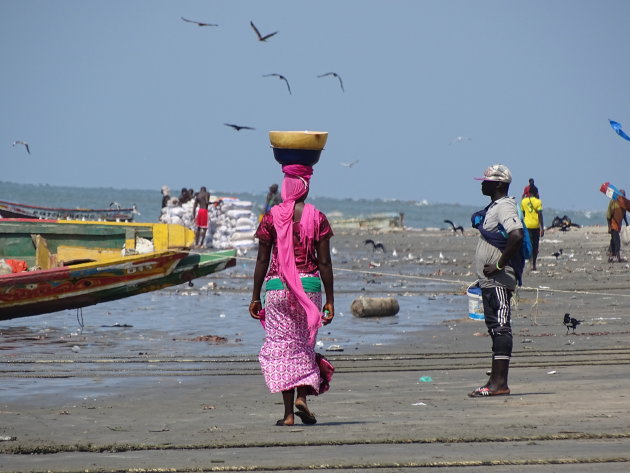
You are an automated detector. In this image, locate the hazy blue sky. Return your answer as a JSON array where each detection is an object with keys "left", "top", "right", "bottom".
[{"left": 2, "top": 1, "right": 630, "bottom": 210}]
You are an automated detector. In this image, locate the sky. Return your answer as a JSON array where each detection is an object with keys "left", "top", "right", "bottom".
[{"left": 2, "top": 0, "right": 630, "bottom": 211}]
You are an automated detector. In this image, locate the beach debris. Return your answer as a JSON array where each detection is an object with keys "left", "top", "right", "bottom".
[
  {"left": 71, "top": 345, "right": 80, "bottom": 353},
  {"left": 563, "top": 313, "right": 582, "bottom": 334},
  {"left": 547, "top": 370, "right": 557, "bottom": 375},
  {"left": 522, "top": 338, "right": 533, "bottom": 343},
  {"left": 419, "top": 376, "right": 433, "bottom": 383},
  {"left": 326, "top": 344, "right": 344, "bottom": 352},
  {"left": 0, "top": 436, "right": 16, "bottom": 442},
  {"left": 412, "top": 402, "right": 427, "bottom": 406},
  {"left": 351, "top": 297, "right": 399, "bottom": 317},
  {"left": 176, "top": 335, "right": 228, "bottom": 343},
  {"left": 317, "top": 72, "right": 345, "bottom": 92},
  {"left": 101, "top": 323, "right": 133, "bottom": 328}
]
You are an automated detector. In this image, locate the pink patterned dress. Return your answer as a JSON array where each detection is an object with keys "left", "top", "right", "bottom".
[{"left": 255, "top": 212, "right": 333, "bottom": 393}]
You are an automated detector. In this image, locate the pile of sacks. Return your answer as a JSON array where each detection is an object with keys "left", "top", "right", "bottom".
[{"left": 160, "top": 196, "right": 258, "bottom": 253}]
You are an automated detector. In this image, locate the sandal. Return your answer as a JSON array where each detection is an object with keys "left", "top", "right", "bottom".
[
  {"left": 294, "top": 399, "right": 317, "bottom": 425},
  {"left": 468, "top": 386, "right": 510, "bottom": 398},
  {"left": 275, "top": 419, "right": 293, "bottom": 426}
]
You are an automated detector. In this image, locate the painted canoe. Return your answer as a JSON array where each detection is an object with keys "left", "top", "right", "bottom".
[
  {"left": 0, "top": 219, "right": 237, "bottom": 320},
  {"left": 0, "top": 199, "right": 137, "bottom": 222},
  {"left": 0, "top": 218, "right": 195, "bottom": 269},
  {"left": 0, "top": 248, "right": 236, "bottom": 320}
]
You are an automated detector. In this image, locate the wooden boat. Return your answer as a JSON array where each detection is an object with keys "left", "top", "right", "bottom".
[
  {"left": 0, "top": 220, "right": 236, "bottom": 320},
  {"left": 0, "top": 199, "right": 137, "bottom": 222},
  {"left": 329, "top": 212, "right": 404, "bottom": 230}
]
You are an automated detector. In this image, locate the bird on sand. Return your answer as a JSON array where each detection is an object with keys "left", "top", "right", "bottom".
[
  {"left": 317, "top": 72, "right": 344, "bottom": 92},
  {"left": 250, "top": 21, "right": 278, "bottom": 42},
  {"left": 364, "top": 239, "right": 386, "bottom": 252},
  {"left": 181, "top": 17, "right": 218, "bottom": 27},
  {"left": 340, "top": 160, "right": 358, "bottom": 168},
  {"left": 262, "top": 73, "right": 291, "bottom": 95},
  {"left": 12, "top": 140, "right": 30, "bottom": 154},
  {"left": 552, "top": 249, "right": 563, "bottom": 260},
  {"left": 444, "top": 219, "right": 464, "bottom": 234},
  {"left": 224, "top": 123, "right": 255, "bottom": 131},
  {"left": 563, "top": 313, "right": 582, "bottom": 334}
]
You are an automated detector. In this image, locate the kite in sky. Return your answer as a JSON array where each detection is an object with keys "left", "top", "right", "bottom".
[{"left": 609, "top": 119, "right": 630, "bottom": 142}]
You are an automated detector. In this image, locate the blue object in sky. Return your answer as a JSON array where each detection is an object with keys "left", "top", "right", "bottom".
[{"left": 609, "top": 119, "right": 630, "bottom": 142}]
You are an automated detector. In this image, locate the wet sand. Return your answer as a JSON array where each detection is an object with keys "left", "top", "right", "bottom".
[{"left": 1, "top": 225, "right": 630, "bottom": 472}]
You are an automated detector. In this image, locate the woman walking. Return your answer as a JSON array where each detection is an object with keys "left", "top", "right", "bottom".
[{"left": 249, "top": 162, "right": 335, "bottom": 426}]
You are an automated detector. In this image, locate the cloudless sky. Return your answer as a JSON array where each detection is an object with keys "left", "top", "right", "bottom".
[{"left": 2, "top": 1, "right": 630, "bottom": 210}]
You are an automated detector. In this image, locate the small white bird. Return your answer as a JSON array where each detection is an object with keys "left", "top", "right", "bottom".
[
  {"left": 340, "top": 160, "right": 358, "bottom": 168},
  {"left": 392, "top": 249, "right": 398, "bottom": 257},
  {"left": 439, "top": 251, "right": 445, "bottom": 260},
  {"left": 449, "top": 136, "right": 472, "bottom": 145},
  {"left": 12, "top": 140, "right": 30, "bottom": 154},
  {"left": 331, "top": 247, "right": 338, "bottom": 255}
]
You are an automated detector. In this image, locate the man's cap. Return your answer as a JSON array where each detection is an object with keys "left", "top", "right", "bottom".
[{"left": 474, "top": 164, "right": 512, "bottom": 183}]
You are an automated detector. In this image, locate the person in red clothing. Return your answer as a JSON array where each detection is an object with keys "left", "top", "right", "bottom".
[{"left": 607, "top": 189, "right": 628, "bottom": 262}]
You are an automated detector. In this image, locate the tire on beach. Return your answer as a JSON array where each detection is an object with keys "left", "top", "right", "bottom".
[{"left": 351, "top": 297, "right": 400, "bottom": 317}]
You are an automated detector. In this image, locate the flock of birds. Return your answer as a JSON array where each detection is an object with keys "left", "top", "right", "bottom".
[{"left": 179, "top": 17, "right": 346, "bottom": 134}]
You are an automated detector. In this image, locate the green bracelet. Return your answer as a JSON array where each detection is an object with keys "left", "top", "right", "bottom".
[{"left": 496, "top": 262, "right": 504, "bottom": 271}]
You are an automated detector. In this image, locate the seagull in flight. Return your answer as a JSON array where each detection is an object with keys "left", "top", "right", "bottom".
[
  {"left": 224, "top": 123, "right": 255, "bottom": 131},
  {"left": 250, "top": 21, "right": 278, "bottom": 42},
  {"left": 340, "top": 160, "right": 358, "bottom": 168},
  {"left": 449, "top": 136, "right": 472, "bottom": 145},
  {"left": 317, "top": 72, "right": 344, "bottom": 92},
  {"left": 444, "top": 219, "right": 464, "bottom": 234},
  {"left": 12, "top": 140, "right": 30, "bottom": 154},
  {"left": 181, "top": 17, "right": 218, "bottom": 27},
  {"left": 262, "top": 73, "right": 291, "bottom": 95}
]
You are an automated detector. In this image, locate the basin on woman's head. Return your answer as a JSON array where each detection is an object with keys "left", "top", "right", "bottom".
[{"left": 268, "top": 131, "right": 328, "bottom": 150}]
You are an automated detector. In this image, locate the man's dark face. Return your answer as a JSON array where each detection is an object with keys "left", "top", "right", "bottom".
[{"left": 481, "top": 180, "right": 500, "bottom": 196}]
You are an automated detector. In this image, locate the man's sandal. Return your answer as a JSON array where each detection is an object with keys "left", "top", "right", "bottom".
[{"left": 468, "top": 386, "right": 510, "bottom": 398}]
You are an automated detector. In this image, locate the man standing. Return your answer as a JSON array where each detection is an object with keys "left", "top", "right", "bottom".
[
  {"left": 470, "top": 164, "right": 524, "bottom": 397},
  {"left": 521, "top": 185, "right": 544, "bottom": 271},
  {"left": 606, "top": 189, "right": 628, "bottom": 262},
  {"left": 192, "top": 186, "right": 210, "bottom": 248},
  {"left": 264, "top": 184, "right": 282, "bottom": 213}
]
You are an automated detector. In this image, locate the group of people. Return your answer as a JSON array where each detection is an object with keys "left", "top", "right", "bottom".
[
  {"left": 160, "top": 185, "right": 214, "bottom": 247},
  {"left": 240, "top": 160, "right": 627, "bottom": 422}
]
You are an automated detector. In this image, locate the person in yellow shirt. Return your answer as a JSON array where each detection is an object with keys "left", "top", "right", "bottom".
[{"left": 520, "top": 186, "right": 544, "bottom": 271}]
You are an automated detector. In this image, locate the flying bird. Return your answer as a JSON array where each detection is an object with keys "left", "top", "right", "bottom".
[
  {"left": 181, "top": 17, "right": 218, "bottom": 27},
  {"left": 552, "top": 249, "right": 563, "bottom": 260},
  {"left": 250, "top": 21, "right": 278, "bottom": 42},
  {"left": 224, "top": 123, "right": 255, "bottom": 131},
  {"left": 449, "top": 136, "right": 472, "bottom": 145},
  {"left": 563, "top": 313, "right": 582, "bottom": 334},
  {"left": 340, "top": 160, "right": 358, "bottom": 168},
  {"left": 12, "top": 140, "right": 30, "bottom": 154},
  {"left": 609, "top": 119, "right": 630, "bottom": 142},
  {"left": 444, "top": 219, "right": 464, "bottom": 234},
  {"left": 109, "top": 202, "right": 121, "bottom": 209},
  {"left": 262, "top": 73, "right": 291, "bottom": 95},
  {"left": 317, "top": 72, "right": 344, "bottom": 92},
  {"left": 364, "top": 239, "right": 386, "bottom": 253}
]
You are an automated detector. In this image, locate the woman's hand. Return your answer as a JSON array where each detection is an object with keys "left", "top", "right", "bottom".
[
  {"left": 321, "top": 302, "right": 334, "bottom": 326},
  {"left": 249, "top": 300, "right": 262, "bottom": 319}
]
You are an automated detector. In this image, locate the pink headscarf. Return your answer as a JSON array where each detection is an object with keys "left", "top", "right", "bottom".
[{"left": 270, "top": 164, "right": 322, "bottom": 345}]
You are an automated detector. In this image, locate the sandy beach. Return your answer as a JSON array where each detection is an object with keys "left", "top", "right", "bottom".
[{"left": 1, "top": 224, "right": 630, "bottom": 472}]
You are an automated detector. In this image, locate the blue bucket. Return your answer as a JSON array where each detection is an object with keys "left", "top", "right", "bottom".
[{"left": 467, "top": 285, "right": 484, "bottom": 320}]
